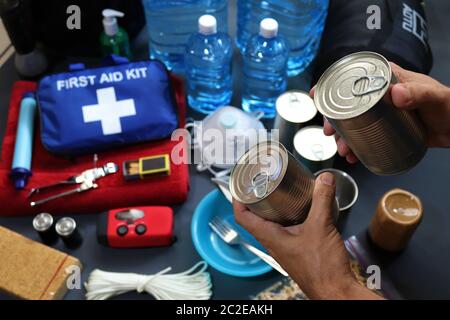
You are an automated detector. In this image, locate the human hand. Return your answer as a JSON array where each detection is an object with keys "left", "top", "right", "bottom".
[
  {"left": 233, "top": 172, "right": 381, "bottom": 300},
  {"left": 310, "top": 63, "right": 450, "bottom": 164}
]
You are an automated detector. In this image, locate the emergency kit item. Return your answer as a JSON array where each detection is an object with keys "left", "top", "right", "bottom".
[
  {"left": 185, "top": 14, "right": 233, "bottom": 114},
  {"left": 237, "top": 0, "right": 328, "bottom": 77},
  {"left": 208, "top": 217, "right": 288, "bottom": 276},
  {"left": 0, "top": 0, "right": 48, "bottom": 77},
  {"left": 293, "top": 126, "right": 337, "bottom": 173},
  {"left": 9, "top": 92, "right": 36, "bottom": 189},
  {"left": 313, "top": 0, "right": 432, "bottom": 83},
  {"left": 0, "top": 225, "right": 82, "bottom": 300},
  {"left": 0, "top": 80, "right": 189, "bottom": 216},
  {"left": 191, "top": 189, "right": 272, "bottom": 277},
  {"left": 314, "top": 52, "right": 427, "bottom": 176},
  {"left": 242, "top": 18, "right": 289, "bottom": 118},
  {"left": 97, "top": 206, "right": 174, "bottom": 248},
  {"left": 33, "top": 212, "right": 58, "bottom": 245},
  {"left": 123, "top": 154, "right": 170, "bottom": 181},
  {"left": 315, "top": 169, "right": 358, "bottom": 212},
  {"left": 56, "top": 217, "right": 83, "bottom": 249},
  {"left": 28, "top": 162, "right": 119, "bottom": 207},
  {"left": 230, "top": 140, "right": 338, "bottom": 226},
  {"left": 274, "top": 91, "right": 317, "bottom": 152},
  {"left": 369, "top": 189, "right": 423, "bottom": 252},
  {"left": 100, "top": 9, "right": 132, "bottom": 59},
  {"left": 188, "top": 106, "right": 266, "bottom": 176},
  {"left": 29, "top": 1, "right": 144, "bottom": 57},
  {"left": 141, "top": 0, "right": 228, "bottom": 74},
  {"left": 37, "top": 57, "right": 178, "bottom": 155},
  {"left": 85, "top": 261, "right": 212, "bottom": 300}
]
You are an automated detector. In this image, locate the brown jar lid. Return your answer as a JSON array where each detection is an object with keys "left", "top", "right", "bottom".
[{"left": 380, "top": 188, "right": 423, "bottom": 225}]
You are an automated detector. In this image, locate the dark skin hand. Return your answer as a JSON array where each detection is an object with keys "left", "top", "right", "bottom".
[
  {"left": 234, "top": 172, "right": 382, "bottom": 300},
  {"left": 311, "top": 63, "right": 450, "bottom": 163},
  {"left": 234, "top": 63, "right": 450, "bottom": 300}
]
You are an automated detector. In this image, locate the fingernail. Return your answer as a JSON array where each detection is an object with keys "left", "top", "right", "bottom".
[{"left": 320, "top": 172, "right": 335, "bottom": 186}]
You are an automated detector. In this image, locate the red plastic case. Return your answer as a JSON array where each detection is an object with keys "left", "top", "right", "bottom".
[{"left": 97, "top": 206, "right": 174, "bottom": 248}]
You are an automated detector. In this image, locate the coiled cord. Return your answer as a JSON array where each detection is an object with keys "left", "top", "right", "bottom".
[{"left": 85, "top": 261, "right": 212, "bottom": 300}]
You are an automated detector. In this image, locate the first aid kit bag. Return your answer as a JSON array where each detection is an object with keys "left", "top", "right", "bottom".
[{"left": 37, "top": 58, "right": 178, "bottom": 155}]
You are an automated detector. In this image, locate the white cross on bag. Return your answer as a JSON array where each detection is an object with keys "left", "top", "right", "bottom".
[{"left": 82, "top": 87, "right": 136, "bottom": 135}]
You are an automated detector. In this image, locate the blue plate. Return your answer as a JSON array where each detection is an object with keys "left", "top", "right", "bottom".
[{"left": 191, "top": 189, "right": 272, "bottom": 277}]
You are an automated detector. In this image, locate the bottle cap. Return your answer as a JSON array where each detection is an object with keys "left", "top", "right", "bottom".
[
  {"left": 9, "top": 167, "right": 32, "bottom": 190},
  {"left": 198, "top": 15, "right": 217, "bottom": 35},
  {"left": 259, "top": 18, "right": 278, "bottom": 38},
  {"left": 102, "top": 9, "right": 125, "bottom": 36}
]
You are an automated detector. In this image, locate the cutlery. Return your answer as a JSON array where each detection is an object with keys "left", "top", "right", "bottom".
[{"left": 208, "top": 217, "right": 288, "bottom": 276}]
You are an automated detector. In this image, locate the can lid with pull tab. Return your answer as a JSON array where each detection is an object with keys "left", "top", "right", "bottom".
[
  {"left": 230, "top": 141, "right": 288, "bottom": 205},
  {"left": 275, "top": 91, "right": 317, "bottom": 124},
  {"left": 314, "top": 51, "right": 392, "bottom": 120},
  {"left": 294, "top": 126, "right": 337, "bottom": 162}
]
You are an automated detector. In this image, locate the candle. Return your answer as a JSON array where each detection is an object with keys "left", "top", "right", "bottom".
[{"left": 369, "top": 189, "right": 423, "bottom": 252}]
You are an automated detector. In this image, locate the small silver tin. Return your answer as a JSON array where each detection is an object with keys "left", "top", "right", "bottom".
[
  {"left": 274, "top": 91, "right": 317, "bottom": 152},
  {"left": 315, "top": 169, "right": 358, "bottom": 212},
  {"left": 293, "top": 125, "right": 337, "bottom": 173}
]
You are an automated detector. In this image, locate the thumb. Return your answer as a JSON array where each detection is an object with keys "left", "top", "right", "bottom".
[
  {"left": 309, "top": 86, "right": 316, "bottom": 98},
  {"left": 306, "top": 172, "right": 337, "bottom": 225},
  {"left": 391, "top": 82, "right": 448, "bottom": 111}
]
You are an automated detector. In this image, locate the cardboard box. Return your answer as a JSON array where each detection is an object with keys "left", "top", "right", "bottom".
[{"left": 0, "top": 225, "right": 82, "bottom": 300}]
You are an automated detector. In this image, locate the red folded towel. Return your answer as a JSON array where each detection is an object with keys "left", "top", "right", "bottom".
[{"left": 0, "top": 77, "right": 189, "bottom": 216}]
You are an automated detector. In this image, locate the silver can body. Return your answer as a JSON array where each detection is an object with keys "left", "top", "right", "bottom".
[
  {"left": 230, "top": 140, "right": 316, "bottom": 226},
  {"left": 314, "top": 52, "right": 427, "bottom": 176},
  {"left": 274, "top": 91, "right": 317, "bottom": 152}
]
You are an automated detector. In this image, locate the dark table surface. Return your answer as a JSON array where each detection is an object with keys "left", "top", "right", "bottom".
[{"left": 1, "top": 0, "right": 450, "bottom": 300}]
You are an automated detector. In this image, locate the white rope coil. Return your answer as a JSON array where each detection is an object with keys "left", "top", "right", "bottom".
[{"left": 85, "top": 261, "right": 212, "bottom": 300}]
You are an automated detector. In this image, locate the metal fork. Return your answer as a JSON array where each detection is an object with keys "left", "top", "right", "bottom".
[{"left": 209, "top": 217, "right": 288, "bottom": 276}]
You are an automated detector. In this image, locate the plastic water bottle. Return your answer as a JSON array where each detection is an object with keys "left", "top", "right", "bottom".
[
  {"left": 237, "top": 0, "right": 329, "bottom": 77},
  {"left": 242, "top": 18, "right": 288, "bottom": 119},
  {"left": 185, "top": 15, "right": 233, "bottom": 114},
  {"left": 141, "top": 0, "right": 228, "bottom": 74}
]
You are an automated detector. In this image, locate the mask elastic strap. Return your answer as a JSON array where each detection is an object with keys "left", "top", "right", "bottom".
[
  {"left": 251, "top": 111, "right": 265, "bottom": 120},
  {"left": 196, "top": 162, "right": 231, "bottom": 178}
]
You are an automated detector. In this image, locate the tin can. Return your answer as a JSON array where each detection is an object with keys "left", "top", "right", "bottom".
[
  {"left": 274, "top": 91, "right": 318, "bottom": 152},
  {"left": 33, "top": 212, "right": 58, "bottom": 245},
  {"left": 293, "top": 126, "right": 337, "bottom": 173},
  {"left": 56, "top": 217, "right": 83, "bottom": 248},
  {"left": 230, "top": 140, "right": 334, "bottom": 226},
  {"left": 314, "top": 51, "right": 427, "bottom": 176}
]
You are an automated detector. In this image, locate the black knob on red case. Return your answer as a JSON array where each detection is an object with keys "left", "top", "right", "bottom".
[
  {"left": 135, "top": 224, "right": 147, "bottom": 235},
  {"left": 117, "top": 225, "right": 128, "bottom": 236}
]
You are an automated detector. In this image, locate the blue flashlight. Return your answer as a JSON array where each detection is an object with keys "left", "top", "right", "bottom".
[{"left": 9, "top": 92, "right": 37, "bottom": 189}]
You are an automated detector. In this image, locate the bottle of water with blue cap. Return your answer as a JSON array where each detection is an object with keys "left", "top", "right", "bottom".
[
  {"left": 185, "top": 15, "right": 233, "bottom": 114},
  {"left": 237, "top": 0, "right": 329, "bottom": 77},
  {"left": 242, "top": 18, "right": 288, "bottom": 119},
  {"left": 141, "top": 0, "right": 228, "bottom": 74}
]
